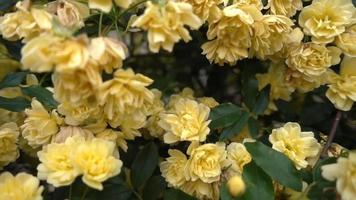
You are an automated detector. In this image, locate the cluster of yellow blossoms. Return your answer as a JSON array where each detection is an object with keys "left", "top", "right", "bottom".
[{"left": 0, "top": 0, "right": 355, "bottom": 199}]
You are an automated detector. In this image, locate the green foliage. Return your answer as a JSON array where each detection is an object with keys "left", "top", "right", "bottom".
[
  {"left": 21, "top": 85, "right": 58, "bottom": 109},
  {"left": 0, "top": 96, "right": 30, "bottom": 112},
  {"left": 130, "top": 142, "right": 159, "bottom": 188},
  {"left": 0, "top": 0, "right": 19, "bottom": 12},
  {"left": 220, "top": 184, "right": 234, "bottom": 200},
  {"left": 245, "top": 142, "right": 303, "bottom": 191},
  {"left": 164, "top": 189, "right": 197, "bottom": 200},
  {"left": 238, "top": 161, "right": 274, "bottom": 200},
  {"left": 0, "top": 71, "right": 27, "bottom": 90},
  {"left": 209, "top": 103, "right": 242, "bottom": 129},
  {"left": 143, "top": 176, "right": 167, "bottom": 200},
  {"left": 220, "top": 111, "right": 249, "bottom": 140}
]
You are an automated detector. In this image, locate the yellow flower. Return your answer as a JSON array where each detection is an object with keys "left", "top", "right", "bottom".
[
  {"left": 89, "top": 37, "right": 127, "bottom": 73},
  {"left": 250, "top": 15, "right": 294, "bottom": 60},
  {"left": 0, "top": 122, "right": 19, "bottom": 169},
  {"left": 202, "top": 4, "right": 262, "bottom": 65},
  {"left": 185, "top": 142, "right": 228, "bottom": 183},
  {"left": 267, "top": 0, "right": 303, "bottom": 17},
  {"left": 197, "top": 97, "right": 219, "bottom": 108},
  {"left": 159, "top": 98, "right": 211, "bottom": 144},
  {"left": 21, "top": 34, "right": 89, "bottom": 73},
  {"left": 181, "top": 180, "right": 220, "bottom": 200},
  {"left": 72, "top": 138, "right": 122, "bottom": 190},
  {"left": 167, "top": 87, "right": 195, "bottom": 108},
  {"left": 146, "top": 113, "right": 165, "bottom": 138},
  {"left": 53, "top": 62, "right": 102, "bottom": 104},
  {"left": 336, "top": 25, "right": 356, "bottom": 57},
  {"left": 0, "top": 3, "right": 52, "bottom": 42},
  {"left": 57, "top": 101, "right": 102, "bottom": 126},
  {"left": 322, "top": 152, "right": 356, "bottom": 200},
  {"left": 0, "top": 172, "right": 43, "bottom": 200},
  {"left": 95, "top": 128, "right": 128, "bottom": 152},
  {"left": 111, "top": 111, "right": 147, "bottom": 139},
  {"left": 256, "top": 63, "right": 294, "bottom": 103},
  {"left": 178, "top": 0, "right": 223, "bottom": 22},
  {"left": 299, "top": 0, "right": 356, "bottom": 43},
  {"left": 132, "top": 1, "right": 202, "bottom": 53},
  {"left": 269, "top": 122, "right": 321, "bottom": 169},
  {"left": 226, "top": 142, "right": 251, "bottom": 174},
  {"left": 88, "top": 0, "right": 132, "bottom": 12},
  {"left": 160, "top": 149, "right": 188, "bottom": 187},
  {"left": 37, "top": 139, "right": 81, "bottom": 187},
  {"left": 21, "top": 99, "right": 63, "bottom": 148},
  {"left": 286, "top": 43, "right": 341, "bottom": 77},
  {"left": 227, "top": 175, "right": 245, "bottom": 197},
  {"left": 326, "top": 56, "right": 356, "bottom": 111},
  {"left": 54, "top": 0, "right": 89, "bottom": 28},
  {"left": 98, "top": 68, "right": 154, "bottom": 120},
  {"left": 52, "top": 126, "right": 94, "bottom": 143}
]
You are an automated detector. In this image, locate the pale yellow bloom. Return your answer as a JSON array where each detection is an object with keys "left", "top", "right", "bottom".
[
  {"left": 89, "top": 37, "right": 127, "bottom": 73},
  {"left": 227, "top": 175, "right": 245, "bottom": 197},
  {"left": 336, "top": 25, "right": 356, "bottom": 57},
  {"left": 0, "top": 3, "right": 52, "bottom": 42},
  {"left": 167, "top": 87, "right": 195, "bottom": 108},
  {"left": 226, "top": 142, "right": 251, "bottom": 174},
  {"left": 181, "top": 180, "right": 220, "bottom": 200},
  {"left": 37, "top": 139, "right": 81, "bottom": 187},
  {"left": 88, "top": 0, "right": 132, "bottom": 12},
  {"left": 98, "top": 68, "right": 154, "bottom": 121},
  {"left": 322, "top": 152, "right": 356, "bottom": 200},
  {"left": 160, "top": 149, "right": 188, "bottom": 187},
  {"left": 57, "top": 101, "right": 102, "bottom": 126},
  {"left": 299, "top": 0, "right": 356, "bottom": 43},
  {"left": 95, "top": 128, "right": 128, "bottom": 152},
  {"left": 21, "top": 99, "right": 63, "bottom": 148},
  {"left": 53, "top": 0, "right": 89, "bottom": 28},
  {"left": 111, "top": 110, "right": 147, "bottom": 139},
  {"left": 72, "top": 138, "right": 122, "bottom": 190},
  {"left": 267, "top": 0, "right": 302, "bottom": 17},
  {"left": 202, "top": 4, "right": 262, "bottom": 65},
  {"left": 146, "top": 113, "right": 165, "bottom": 138},
  {"left": 159, "top": 98, "right": 210, "bottom": 144},
  {"left": 250, "top": 15, "right": 294, "bottom": 60},
  {"left": 52, "top": 126, "right": 94, "bottom": 143},
  {"left": 53, "top": 62, "right": 102, "bottom": 104},
  {"left": 185, "top": 142, "right": 228, "bottom": 183},
  {"left": 0, "top": 123, "right": 19, "bottom": 169},
  {"left": 197, "top": 97, "right": 219, "bottom": 108},
  {"left": 286, "top": 43, "right": 341, "bottom": 77},
  {"left": 269, "top": 122, "right": 321, "bottom": 169},
  {"left": 0, "top": 172, "right": 43, "bottom": 200},
  {"left": 179, "top": 0, "right": 223, "bottom": 22},
  {"left": 326, "top": 56, "right": 356, "bottom": 111},
  {"left": 284, "top": 182, "right": 310, "bottom": 200},
  {"left": 132, "top": 1, "right": 202, "bottom": 53}
]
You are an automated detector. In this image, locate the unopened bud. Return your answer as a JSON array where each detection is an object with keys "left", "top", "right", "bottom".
[{"left": 227, "top": 175, "right": 245, "bottom": 197}]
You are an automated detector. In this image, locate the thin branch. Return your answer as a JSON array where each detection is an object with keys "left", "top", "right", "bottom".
[{"left": 321, "top": 110, "right": 342, "bottom": 158}]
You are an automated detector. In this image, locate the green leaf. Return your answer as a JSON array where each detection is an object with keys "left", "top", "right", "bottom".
[
  {"left": 251, "top": 85, "right": 270, "bottom": 115},
  {"left": 0, "top": 71, "right": 27, "bottom": 89},
  {"left": 245, "top": 142, "right": 302, "bottom": 191},
  {"left": 220, "top": 184, "right": 234, "bottom": 200},
  {"left": 241, "top": 77, "right": 258, "bottom": 111},
  {"left": 247, "top": 117, "right": 259, "bottom": 138},
  {"left": 143, "top": 175, "right": 166, "bottom": 200},
  {"left": 0, "top": 96, "right": 30, "bottom": 112},
  {"left": 21, "top": 85, "right": 58, "bottom": 109},
  {"left": 164, "top": 189, "right": 196, "bottom": 200},
  {"left": 209, "top": 103, "right": 241, "bottom": 129},
  {"left": 238, "top": 161, "right": 274, "bottom": 200},
  {"left": 131, "top": 142, "right": 159, "bottom": 188},
  {"left": 0, "top": 0, "right": 19, "bottom": 11},
  {"left": 220, "top": 111, "right": 249, "bottom": 140}
]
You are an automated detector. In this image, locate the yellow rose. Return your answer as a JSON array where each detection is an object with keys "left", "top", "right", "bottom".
[
  {"left": 95, "top": 128, "right": 128, "bottom": 152},
  {"left": 326, "top": 56, "right": 356, "bottom": 111},
  {"left": 146, "top": 113, "right": 165, "bottom": 138},
  {"left": 202, "top": 3, "right": 262, "bottom": 65},
  {"left": 0, "top": 172, "right": 43, "bottom": 200},
  {"left": 71, "top": 138, "right": 122, "bottom": 190},
  {"left": 197, "top": 97, "right": 219, "bottom": 108},
  {"left": 57, "top": 101, "right": 102, "bottom": 126},
  {"left": 269, "top": 122, "right": 321, "bottom": 169},
  {"left": 267, "top": 0, "right": 303, "bottom": 17},
  {"left": 299, "top": 0, "right": 356, "bottom": 43},
  {"left": 159, "top": 98, "right": 211, "bottom": 144},
  {"left": 88, "top": 0, "right": 132, "bottom": 12},
  {"left": 52, "top": 126, "right": 94, "bottom": 143},
  {"left": 322, "top": 152, "right": 356, "bottom": 200},
  {"left": 181, "top": 180, "right": 220, "bottom": 200},
  {"left": 167, "top": 87, "right": 195, "bottom": 109},
  {"left": 55, "top": 0, "right": 89, "bottom": 28},
  {"left": 250, "top": 15, "right": 294, "bottom": 60},
  {"left": 132, "top": 1, "right": 202, "bottom": 53},
  {"left": 227, "top": 175, "right": 245, "bottom": 197},
  {"left": 160, "top": 149, "right": 188, "bottom": 187},
  {"left": 0, "top": 122, "right": 19, "bottom": 168},
  {"left": 179, "top": 0, "right": 224, "bottom": 22},
  {"left": 21, "top": 99, "right": 63, "bottom": 148},
  {"left": 185, "top": 142, "right": 228, "bottom": 183},
  {"left": 98, "top": 68, "right": 154, "bottom": 120},
  {"left": 226, "top": 142, "right": 252, "bottom": 174},
  {"left": 286, "top": 43, "right": 341, "bottom": 77},
  {"left": 37, "top": 138, "right": 81, "bottom": 187},
  {"left": 113, "top": 111, "right": 147, "bottom": 139},
  {"left": 89, "top": 37, "right": 127, "bottom": 73},
  {"left": 336, "top": 25, "right": 356, "bottom": 57}
]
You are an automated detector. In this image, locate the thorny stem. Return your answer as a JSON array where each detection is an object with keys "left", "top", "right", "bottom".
[{"left": 321, "top": 110, "right": 342, "bottom": 158}]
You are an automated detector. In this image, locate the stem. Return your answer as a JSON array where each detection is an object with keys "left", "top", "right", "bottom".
[
  {"left": 98, "top": 12, "right": 104, "bottom": 36},
  {"left": 321, "top": 110, "right": 342, "bottom": 157},
  {"left": 68, "top": 185, "right": 73, "bottom": 200},
  {"left": 132, "top": 189, "right": 143, "bottom": 200},
  {"left": 80, "top": 186, "right": 88, "bottom": 200}
]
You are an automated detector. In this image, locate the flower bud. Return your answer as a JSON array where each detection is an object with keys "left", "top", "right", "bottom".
[{"left": 227, "top": 175, "right": 245, "bottom": 197}]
